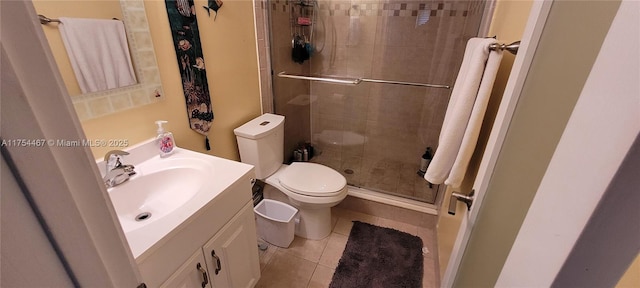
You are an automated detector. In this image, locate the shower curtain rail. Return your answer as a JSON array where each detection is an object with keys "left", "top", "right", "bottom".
[{"left": 277, "top": 72, "right": 451, "bottom": 89}]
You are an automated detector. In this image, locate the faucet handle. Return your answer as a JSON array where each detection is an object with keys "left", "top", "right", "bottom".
[
  {"left": 104, "top": 150, "right": 129, "bottom": 162},
  {"left": 104, "top": 150, "right": 130, "bottom": 171}
]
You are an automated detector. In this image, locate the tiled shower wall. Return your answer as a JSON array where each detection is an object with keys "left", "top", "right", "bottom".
[{"left": 261, "top": 0, "right": 484, "bottom": 203}]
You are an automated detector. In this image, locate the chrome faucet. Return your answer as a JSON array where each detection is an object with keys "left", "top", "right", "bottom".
[{"left": 103, "top": 150, "right": 136, "bottom": 188}]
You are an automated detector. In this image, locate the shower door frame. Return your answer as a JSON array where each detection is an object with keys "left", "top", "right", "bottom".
[
  {"left": 259, "top": 0, "right": 499, "bottom": 208},
  {"left": 309, "top": 0, "right": 495, "bottom": 205}
]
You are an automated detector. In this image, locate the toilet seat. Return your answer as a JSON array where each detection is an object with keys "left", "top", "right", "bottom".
[{"left": 279, "top": 162, "right": 347, "bottom": 197}]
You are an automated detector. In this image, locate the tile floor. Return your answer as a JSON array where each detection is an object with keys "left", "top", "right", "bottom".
[{"left": 255, "top": 207, "right": 439, "bottom": 288}]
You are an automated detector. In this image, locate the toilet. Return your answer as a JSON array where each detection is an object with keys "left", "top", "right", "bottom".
[{"left": 234, "top": 113, "right": 347, "bottom": 240}]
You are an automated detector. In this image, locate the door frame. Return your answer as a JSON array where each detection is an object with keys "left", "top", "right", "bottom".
[
  {"left": 1, "top": 0, "right": 141, "bottom": 286},
  {"left": 440, "top": 1, "right": 553, "bottom": 286},
  {"left": 496, "top": 0, "right": 639, "bottom": 285}
]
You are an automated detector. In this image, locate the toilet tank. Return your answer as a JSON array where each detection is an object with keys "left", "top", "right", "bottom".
[{"left": 234, "top": 113, "right": 285, "bottom": 179}]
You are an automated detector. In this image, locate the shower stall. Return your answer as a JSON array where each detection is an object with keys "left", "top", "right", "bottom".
[{"left": 262, "top": 0, "right": 487, "bottom": 204}]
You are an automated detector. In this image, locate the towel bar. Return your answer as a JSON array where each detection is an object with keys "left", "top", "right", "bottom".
[
  {"left": 489, "top": 41, "right": 520, "bottom": 55},
  {"left": 277, "top": 72, "right": 451, "bottom": 89},
  {"left": 38, "top": 14, "right": 120, "bottom": 25},
  {"left": 38, "top": 14, "right": 61, "bottom": 24}
]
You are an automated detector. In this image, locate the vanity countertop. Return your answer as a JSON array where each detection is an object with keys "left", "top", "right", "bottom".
[{"left": 97, "top": 139, "right": 254, "bottom": 258}]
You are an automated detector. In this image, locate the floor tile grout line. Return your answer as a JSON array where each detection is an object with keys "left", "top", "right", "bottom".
[
  {"left": 314, "top": 217, "right": 345, "bottom": 269},
  {"left": 311, "top": 221, "right": 346, "bottom": 288},
  {"left": 305, "top": 263, "right": 320, "bottom": 288},
  {"left": 316, "top": 235, "right": 331, "bottom": 265},
  {"left": 279, "top": 245, "right": 319, "bottom": 264}
]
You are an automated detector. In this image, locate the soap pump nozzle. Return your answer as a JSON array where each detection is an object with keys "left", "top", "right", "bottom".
[{"left": 155, "top": 120, "right": 168, "bottom": 135}]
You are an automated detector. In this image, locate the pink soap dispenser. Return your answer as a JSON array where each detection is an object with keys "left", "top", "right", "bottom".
[{"left": 155, "top": 120, "right": 175, "bottom": 157}]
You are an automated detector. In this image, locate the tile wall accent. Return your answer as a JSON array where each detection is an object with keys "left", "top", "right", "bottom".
[
  {"left": 71, "top": 0, "right": 163, "bottom": 120},
  {"left": 272, "top": 0, "right": 484, "bottom": 17}
]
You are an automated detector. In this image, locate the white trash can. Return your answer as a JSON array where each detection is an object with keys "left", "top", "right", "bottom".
[{"left": 254, "top": 199, "right": 298, "bottom": 248}]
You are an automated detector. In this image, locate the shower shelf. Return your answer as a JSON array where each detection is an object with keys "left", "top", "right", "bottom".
[
  {"left": 289, "top": 0, "right": 316, "bottom": 28},
  {"left": 277, "top": 71, "right": 451, "bottom": 89},
  {"left": 291, "top": 0, "right": 315, "bottom": 7}
]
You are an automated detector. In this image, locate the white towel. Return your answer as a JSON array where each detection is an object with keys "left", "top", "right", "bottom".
[
  {"left": 424, "top": 38, "right": 503, "bottom": 188},
  {"left": 59, "top": 17, "right": 137, "bottom": 94}
]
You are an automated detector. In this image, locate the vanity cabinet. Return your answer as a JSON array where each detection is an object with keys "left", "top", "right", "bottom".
[
  {"left": 136, "top": 172, "right": 261, "bottom": 288},
  {"left": 204, "top": 203, "right": 260, "bottom": 288},
  {"left": 160, "top": 250, "right": 209, "bottom": 288},
  {"left": 159, "top": 203, "right": 260, "bottom": 288}
]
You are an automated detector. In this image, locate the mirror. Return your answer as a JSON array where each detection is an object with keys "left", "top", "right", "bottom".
[{"left": 34, "top": 0, "right": 164, "bottom": 120}]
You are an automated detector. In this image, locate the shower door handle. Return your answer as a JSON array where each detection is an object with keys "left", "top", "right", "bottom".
[{"left": 448, "top": 190, "right": 475, "bottom": 215}]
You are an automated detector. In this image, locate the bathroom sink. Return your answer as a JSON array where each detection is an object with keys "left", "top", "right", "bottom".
[
  {"left": 97, "top": 139, "right": 255, "bottom": 258},
  {"left": 107, "top": 156, "right": 215, "bottom": 234},
  {"left": 108, "top": 166, "right": 208, "bottom": 233}
]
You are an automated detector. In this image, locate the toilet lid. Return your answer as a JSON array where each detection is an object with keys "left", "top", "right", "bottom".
[{"left": 279, "top": 162, "right": 347, "bottom": 197}]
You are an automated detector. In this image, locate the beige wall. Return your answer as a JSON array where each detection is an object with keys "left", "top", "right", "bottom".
[
  {"left": 617, "top": 254, "right": 640, "bottom": 288},
  {"left": 35, "top": 0, "right": 262, "bottom": 160},
  {"left": 453, "top": 1, "right": 621, "bottom": 287},
  {"left": 436, "top": 0, "right": 532, "bottom": 278}
]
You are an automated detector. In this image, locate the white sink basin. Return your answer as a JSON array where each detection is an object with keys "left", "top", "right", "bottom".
[
  {"left": 109, "top": 165, "right": 208, "bottom": 233},
  {"left": 97, "top": 139, "right": 254, "bottom": 258}
]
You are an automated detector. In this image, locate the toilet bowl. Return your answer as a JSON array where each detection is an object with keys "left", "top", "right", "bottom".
[
  {"left": 265, "top": 162, "right": 347, "bottom": 239},
  {"left": 234, "top": 113, "right": 347, "bottom": 240}
]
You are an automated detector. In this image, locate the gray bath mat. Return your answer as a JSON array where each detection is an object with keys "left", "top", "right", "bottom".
[{"left": 330, "top": 221, "right": 424, "bottom": 288}]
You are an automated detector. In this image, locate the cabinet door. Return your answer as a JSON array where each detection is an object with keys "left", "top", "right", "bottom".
[
  {"left": 204, "top": 203, "right": 261, "bottom": 288},
  {"left": 160, "top": 250, "right": 211, "bottom": 288}
]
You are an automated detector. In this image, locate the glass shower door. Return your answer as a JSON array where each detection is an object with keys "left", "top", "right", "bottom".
[{"left": 270, "top": 0, "right": 485, "bottom": 204}]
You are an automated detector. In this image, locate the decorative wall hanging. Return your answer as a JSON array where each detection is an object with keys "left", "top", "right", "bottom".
[
  {"left": 203, "top": 0, "right": 224, "bottom": 20},
  {"left": 164, "top": 0, "right": 214, "bottom": 150}
]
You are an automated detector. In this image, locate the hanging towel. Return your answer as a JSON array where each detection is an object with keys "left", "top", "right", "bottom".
[
  {"left": 58, "top": 17, "right": 137, "bottom": 94},
  {"left": 424, "top": 38, "right": 503, "bottom": 188}
]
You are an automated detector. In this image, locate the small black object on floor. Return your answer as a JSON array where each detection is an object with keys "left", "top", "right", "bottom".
[{"left": 330, "top": 221, "right": 424, "bottom": 288}]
